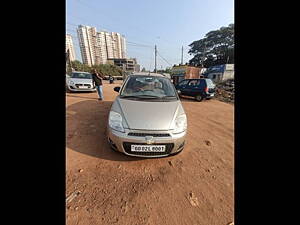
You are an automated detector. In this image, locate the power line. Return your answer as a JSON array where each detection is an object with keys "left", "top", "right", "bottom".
[
  {"left": 67, "top": 21, "right": 154, "bottom": 48},
  {"left": 127, "top": 41, "right": 153, "bottom": 48},
  {"left": 156, "top": 51, "right": 172, "bottom": 66},
  {"left": 65, "top": 20, "right": 156, "bottom": 68},
  {"left": 75, "top": 0, "right": 151, "bottom": 37},
  {"left": 68, "top": 2, "right": 190, "bottom": 55},
  {"left": 74, "top": 0, "right": 185, "bottom": 52}
]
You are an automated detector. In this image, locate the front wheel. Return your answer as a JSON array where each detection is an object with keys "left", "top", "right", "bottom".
[{"left": 195, "top": 94, "right": 203, "bottom": 102}]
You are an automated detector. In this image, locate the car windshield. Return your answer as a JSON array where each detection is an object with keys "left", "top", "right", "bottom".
[
  {"left": 120, "top": 76, "right": 177, "bottom": 99},
  {"left": 71, "top": 72, "right": 92, "bottom": 79}
]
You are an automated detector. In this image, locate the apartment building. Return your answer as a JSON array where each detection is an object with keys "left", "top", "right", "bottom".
[
  {"left": 77, "top": 25, "right": 127, "bottom": 66},
  {"left": 77, "top": 25, "right": 97, "bottom": 66},
  {"left": 107, "top": 58, "right": 140, "bottom": 72},
  {"left": 66, "top": 34, "right": 76, "bottom": 61},
  {"left": 96, "top": 31, "right": 108, "bottom": 64}
]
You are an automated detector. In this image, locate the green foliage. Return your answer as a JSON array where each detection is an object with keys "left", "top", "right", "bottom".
[
  {"left": 188, "top": 24, "right": 234, "bottom": 67},
  {"left": 157, "top": 67, "right": 172, "bottom": 74},
  {"left": 70, "top": 61, "right": 123, "bottom": 76}
]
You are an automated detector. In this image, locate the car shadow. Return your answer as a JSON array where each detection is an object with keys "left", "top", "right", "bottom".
[
  {"left": 66, "top": 93, "right": 98, "bottom": 100},
  {"left": 179, "top": 96, "right": 197, "bottom": 102},
  {"left": 66, "top": 99, "right": 145, "bottom": 161}
]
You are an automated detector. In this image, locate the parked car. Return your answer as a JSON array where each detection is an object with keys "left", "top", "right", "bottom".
[
  {"left": 175, "top": 78, "right": 216, "bottom": 102},
  {"left": 66, "top": 71, "right": 96, "bottom": 92},
  {"left": 107, "top": 73, "right": 187, "bottom": 157}
]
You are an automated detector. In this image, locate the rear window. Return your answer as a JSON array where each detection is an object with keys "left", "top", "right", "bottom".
[{"left": 205, "top": 79, "right": 215, "bottom": 87}]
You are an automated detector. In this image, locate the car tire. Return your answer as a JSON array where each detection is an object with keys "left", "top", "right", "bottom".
[{"left": 195, "top": 94, "right": 203, "bottom": 102}]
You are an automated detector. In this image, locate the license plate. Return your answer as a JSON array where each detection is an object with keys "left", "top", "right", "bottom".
[
  {"left": 78, "top": 86, "right": 86, "bottom": 89},
  {"left": 131, "top": 145, "right": 166, "bottom": 152}
]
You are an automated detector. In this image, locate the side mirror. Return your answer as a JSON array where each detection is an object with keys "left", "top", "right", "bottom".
[{"left": 114, "top": 87, "right": 121, "bottom": 92}]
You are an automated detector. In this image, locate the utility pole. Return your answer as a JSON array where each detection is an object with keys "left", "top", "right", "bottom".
[
  {"left": 154, "top": 45, "right": 157, "bottom": 73},
  {"left": 181, "top": 46, "right": 183, "bottom": 65}
]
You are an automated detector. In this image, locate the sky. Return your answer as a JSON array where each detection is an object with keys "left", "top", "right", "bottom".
[{"left": 66, "top": 0, "right": 234, "bottom": 70}]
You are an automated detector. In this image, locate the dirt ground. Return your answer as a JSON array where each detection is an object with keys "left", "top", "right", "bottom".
[{"left": 66, "top": 80, "right": 234, "bottom": 225}]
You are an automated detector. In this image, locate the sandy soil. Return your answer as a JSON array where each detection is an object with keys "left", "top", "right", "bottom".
[{"left": 66, "top": 80, "right": 234, "bottom": 225}]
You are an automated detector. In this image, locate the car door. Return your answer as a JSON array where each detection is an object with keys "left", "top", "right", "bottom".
[
  {"left": 184, "top": 79, "right": 199, "bottom": 96},
  {"left": 176, "top": 79, "right": 189, "bottom": 95}
]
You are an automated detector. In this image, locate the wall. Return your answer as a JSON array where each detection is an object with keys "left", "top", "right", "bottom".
[
  {"left": 222, "top": 71, "right": 234, "bottom": 81},
  {"left": 185, "top": 67, "right": 201, "bottom": 79},
  {"left": 207, "top": 73, "right": 223, "bottom": 83}
]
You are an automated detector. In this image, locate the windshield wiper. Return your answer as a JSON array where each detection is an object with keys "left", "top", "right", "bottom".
[
  {"left": 120, "top": 95, "right": 157, "bottom": 98},
  {"left": 160, "top": 96, "right": 177, "bottom": 98},
  {"left": 135, "top": 95, "right": 161, "bottom": 98},
  {"left": 120, "top": 95, "right": 177, "bottom": 100},
  {"left": 120, "top": 95, "right": 139, "bottom": 98}
]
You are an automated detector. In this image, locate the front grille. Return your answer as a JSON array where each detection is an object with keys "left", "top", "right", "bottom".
[
  {"left": 123, "top": 142, "right": 174, "bottom": 156},
  {"left": 75, "top": 84, "right": 91, "bottom": 88},
  {"left": 128, "top": 133, "right": 171, "bottom": 137}
]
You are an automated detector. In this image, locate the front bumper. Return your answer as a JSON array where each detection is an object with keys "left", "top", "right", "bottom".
[
  {"left": 107, "top": 127, "right": 186, "bottom": 158},
  {"left": 67, "top": 85, "right": 96, "bottom": 92},
  {"left": 206, "top": 92, "right": 215, "bottom": 98}
]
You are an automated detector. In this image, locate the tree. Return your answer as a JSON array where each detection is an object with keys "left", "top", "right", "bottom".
[
  {"left": 71, "top": 60, "right": 86, "bottom": 72},
  {"left": 70, "top": 61, "right": 123, "bottom": 76},
  {"left": 188, "top": 24, "right": 234, "bottom": 68},
  {"left": 157, "top": 67, "right": 172, "bottom": 74}
]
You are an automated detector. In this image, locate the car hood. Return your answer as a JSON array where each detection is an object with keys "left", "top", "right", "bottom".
[
  {"left": 112, "top": 97, "right": 185, "bottom": 130},
  {"left": 69, "top": 78, "right": 93, "bottom": 84}
]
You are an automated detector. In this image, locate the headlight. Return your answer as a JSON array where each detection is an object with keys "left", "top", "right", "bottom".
[
  {"left": 109, "top": 111, "right": 125, "bottom": 132},
  {"left": 68, "top": 80, "right": 75, "bottom": 86},
  {"left": 172, "top": 114, "right": 187, "bottom": 134}
]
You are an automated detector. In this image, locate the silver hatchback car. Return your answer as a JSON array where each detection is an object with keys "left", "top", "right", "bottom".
[
  {"left": 66, "top": 71, "right": 96, "bottom": 92},
  {"left": 107, "top": 73, "right": 187, "bottom": 157}
]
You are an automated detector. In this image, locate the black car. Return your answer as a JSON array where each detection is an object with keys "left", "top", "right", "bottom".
[{"left": 175, "top": 78, "right": 216, "bottom": 101}]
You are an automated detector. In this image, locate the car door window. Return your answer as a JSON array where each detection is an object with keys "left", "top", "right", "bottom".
[
  {"left": 178, "top": 80, "right": 189, "bottom": 87},
  {"left": 187, "top": 80, "right": 200, "bottom": 88}
]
